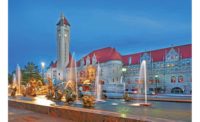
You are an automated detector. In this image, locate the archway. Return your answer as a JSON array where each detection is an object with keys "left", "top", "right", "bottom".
[{"left": 171, "top": 87, "right": 183, "bottom": 94}]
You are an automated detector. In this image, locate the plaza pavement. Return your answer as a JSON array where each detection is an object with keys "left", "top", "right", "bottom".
[{"left": 9, "top": 107, "right": 74, "bottom": 122}]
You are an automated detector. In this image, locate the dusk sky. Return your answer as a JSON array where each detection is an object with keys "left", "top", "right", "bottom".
[{"left": 9, "top": 0, "right": 191, "bottom": 72}]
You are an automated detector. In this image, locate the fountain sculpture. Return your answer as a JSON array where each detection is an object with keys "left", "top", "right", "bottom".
[
  {"left": 22, "top": 78, "right": 37, "bottom": 97},
  {"left": 95, "top": 63, "right": 103, "bottom": 102},
  {"left": 46, "top": 77, "right": 55, "bottom": 99},
  {"left": 82, "top": 95, "right": 95, "bottom": 107},
  {"left": 54, "top": 86, "right": 63, "bottom": 101},
  {"left": 64, "top": 80, "right": 76, "bottom": 104}
]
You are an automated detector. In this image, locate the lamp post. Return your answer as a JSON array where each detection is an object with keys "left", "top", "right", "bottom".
[
  {"left": 155, "top": 75, "right": 158, "bottom": 94},
  {"left": 122, "top": 68, "right": 127, "bottom": 83},
  {"left": 122, "top": 67, "right": 127, "bottom": 93},
  {"left": 41, "top": 62, "right": 45, "bottom": 82}
]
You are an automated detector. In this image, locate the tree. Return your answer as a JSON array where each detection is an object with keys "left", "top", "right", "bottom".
[
  {"left": 21, "top": 62, "right": 43, "bottom": 85},
  {"left": 8, "top": 73, "right": 13, "bottom": 85}
]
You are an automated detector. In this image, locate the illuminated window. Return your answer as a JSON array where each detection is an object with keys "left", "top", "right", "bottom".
[
  {"left": 178, "top": 75, "right": 184, "bottom": 83},
  {"left": 171, "top": 76, "right": 176, "bottom": 83}
]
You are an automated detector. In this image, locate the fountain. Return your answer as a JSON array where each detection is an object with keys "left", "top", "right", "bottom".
[
  {"left": 63, "top": 52, "right": 77, "bottom": 104},
  {"left": 95, "top": 63, "right": 103, "bottom": 102},
  {"left": 131, "top": 60, "right": 151, "bottom": 106},
  {"left": 9, "top": 74, "right": 17, "bottom": 96},
  {"left": 12, "top": 73, "right": 17, "bottom": 86},
  {"left": 65, "top": 52, "right": 75, "bottom": 89},
  {"left": 11, "top": 64, "right": 21, "bottom": 96},
  {"left": 120, "top": 76, "right": 123, "bottom": 84},
  {"left": 74, "top": 58, "right": 81, "bottom": 104},
  {"left": 8, "top": 61, "right": 191, "bottom": 121}
]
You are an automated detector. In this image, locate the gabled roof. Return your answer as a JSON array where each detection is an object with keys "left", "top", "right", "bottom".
[
  {"left": 50, "top": 44, "right": 191, "bottom": 68},
  {"left": 77, "top": 47, "right": 122, "bottom": 66},
  {"left": 122, "top": 44, "right": 191, "bottom": 65},
  {"left": 66, "top": 53, "right": 76, "bottom": 68},
  {"left": 50, "top": 53, "right": 75, "bottom": 68}
]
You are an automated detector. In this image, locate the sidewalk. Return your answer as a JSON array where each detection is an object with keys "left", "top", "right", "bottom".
[{"left": 9, "top": 107, "right": 74, "bottom": 122}]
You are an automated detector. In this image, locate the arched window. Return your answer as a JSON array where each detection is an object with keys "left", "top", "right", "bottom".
[
  {"left": 178, "top": 75, "right": 184, "bottom": 83},
  {"left": 171, "top": 76, "right": 176, "bottom": 83},
  {"left": 171, "top": 87, "right": 183, "bottom": 94},
  {"left": 149, "top": 77, "right": 154, "bottom": 84}
]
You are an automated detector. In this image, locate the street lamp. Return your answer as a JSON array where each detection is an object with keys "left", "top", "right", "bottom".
[
  {"left": 41, "top": 62, "right": 45, "bottom": 82},
  {"left": 121, "top": 67, "right": 127, "bottom": 93},
  {"left": 155, "top": 75, "right": 158, "bottom": 94},
  {"left": 122, "top": 68, "right": 127, "bottom": 72},
  {"left": 121, "top": 68, "right": 127, "bottom": 83}
]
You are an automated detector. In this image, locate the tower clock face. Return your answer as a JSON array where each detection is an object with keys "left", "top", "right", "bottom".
[{"left": 64, "top": 34, "right": 67, "bottom": 37}]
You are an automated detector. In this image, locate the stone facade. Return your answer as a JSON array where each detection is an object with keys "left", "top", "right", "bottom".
[
  {"left": 46, "top": 14, "right": 192, "bottom": 94},
  {"left": 122, "top": 47, "right": 192, "bottom": 94},
  {"left": 56, "top": 13, "right": 70, "bottom": 81}
]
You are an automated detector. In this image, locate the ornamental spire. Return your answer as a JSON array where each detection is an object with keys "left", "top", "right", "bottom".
[{"left": 61, "top": 12, "right": 64, "bottom": 19}]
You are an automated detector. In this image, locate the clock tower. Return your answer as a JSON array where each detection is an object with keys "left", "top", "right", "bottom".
[{"left": 56, "top": 13, "right": 70, "bottom": 80}]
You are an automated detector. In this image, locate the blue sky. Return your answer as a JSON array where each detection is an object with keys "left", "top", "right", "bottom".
[{"left": 9, "top": 0, "right": 191, "bottom": 72}]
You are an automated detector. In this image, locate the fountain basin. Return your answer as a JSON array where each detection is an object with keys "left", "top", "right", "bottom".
[
  {"left": 9, "top": 99, "right": 156, "bottom": 122},
  {"left": 8, "top": 95, "right": 191, "bottom": 122}
]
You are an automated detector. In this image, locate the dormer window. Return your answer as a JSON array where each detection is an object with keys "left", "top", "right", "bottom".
[
  {"left": 166, "top": 48, "right": 179, "bottom": 62},
  {"left": 128, "top": 57, "right": 132, "bottom": 65},
  {"left": 92, "top": 54, "right": 97, "bottom": 65},
  {"left": 81, "top": 58, "right": 84, "bottom": 66},
  {"left": 140, "top": 53, "right": 151, "bottom": 63},
  {"left": 86, "top": 56, "right": 90, "bottom": 65}
]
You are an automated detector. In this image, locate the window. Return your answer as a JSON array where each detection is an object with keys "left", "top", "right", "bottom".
[
  {"left": 135, "top": 78, "right": 139, "bottom": 83},
  {"left": 178, "top": 75, "right": 184, "bottom": 83},
  {"left": 155, "top": 77, "right": 160, "bottom": 83},
  {"left": 149, "top": 77, "right": 154, "bottom": 84},
  {"left": 171, "top": 76, "right": 176, "bottom": 83},
  {"left": 186, "top": 61, "right": 191, "bottom": 65},
  {"left": 101, "top": 69, "right": 103, "bottom": 76}
]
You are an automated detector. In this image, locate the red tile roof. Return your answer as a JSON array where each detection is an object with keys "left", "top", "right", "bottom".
[
  {"left": 51, "top": 44, "right": 191, "bottom": 68},
  {"left": 77, "top": 47, "right": 122, "bottom": 66},
  {"left": 122, "top": 44, "right": 191, "bottom": 65}
]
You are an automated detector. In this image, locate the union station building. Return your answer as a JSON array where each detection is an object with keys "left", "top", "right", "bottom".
[{"left": 46, "top": 14, "right": 192, "bottom": 94}]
